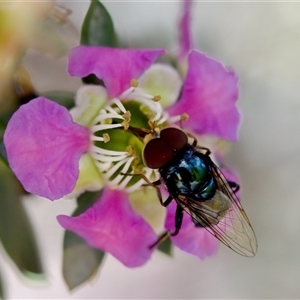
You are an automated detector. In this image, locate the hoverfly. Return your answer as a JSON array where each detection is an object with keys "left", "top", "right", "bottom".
[{"left": 142, "top": 127, "right": 257, "bottom": 257}]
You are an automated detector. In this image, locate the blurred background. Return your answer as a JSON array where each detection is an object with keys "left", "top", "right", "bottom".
[{"left": 1, "top": 1, "right": 300, "bottom": 298}]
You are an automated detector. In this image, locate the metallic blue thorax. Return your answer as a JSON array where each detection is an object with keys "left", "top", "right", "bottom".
[{"left": 159, "top": 145, "right": 216, "bottom": 201}]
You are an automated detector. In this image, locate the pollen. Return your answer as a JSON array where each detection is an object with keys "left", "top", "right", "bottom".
[
  {"left": 121, "top": 111, "right": 131, "bottom": 130},
  {"left": 152, "top": 95, "right": 161, "bottom": 102},
  {"left": 181, "top": 113, "right": 189, "bottom": 121},
  {"left": 103, "top": 133, "right": 110, "bottom": 143},
  {"left": 126, "top": 145, "right": 136, "bottom": 158},
  {"left": 130, "top": 78, "right": 139, "bottom": 88}
]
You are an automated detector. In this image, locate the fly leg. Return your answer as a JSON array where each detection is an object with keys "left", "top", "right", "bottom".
[
  {"left": 149, "top": 205, "right": 183, "bottom": 249},
  {"left": 171, "top": 205, "right": 183, "bottom": 236},
  {"left": 228, "top": 181, "right": 240, "bottom": 194},
  {"left": 120, "top": 171, "right": 161, "bottom": 186},
  {"left": 186, "top": 131, "right": 198, "bottom": 147},
  {"left": 120, "top": 171, "right": 183, "bottom": 249},
  {"left": 196, "top": 146, "right": 211, "bottom": 156}
]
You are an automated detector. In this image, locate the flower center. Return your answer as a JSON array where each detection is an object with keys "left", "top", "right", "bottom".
[{"left": 88, "top": 80, "right": 170, "bottom": 192}]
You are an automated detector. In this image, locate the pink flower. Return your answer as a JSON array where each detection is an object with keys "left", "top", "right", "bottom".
[
  {"left": 4, "top": 47, "right": 165, "bottom": 201},
  {"left": 57, "top": 188, "right": 157, "bottom": 267},
  {"left": 3, "top": 1, "right": 241, "bottom": 266}
]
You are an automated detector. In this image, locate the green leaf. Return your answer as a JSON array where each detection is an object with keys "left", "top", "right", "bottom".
[
  {"left": 0, "top": 268, "right": 5, "bottom": 300},
  {"left": 0, "top": 130, "right": 7, "bottom": 167},
  {"left": 62, "top": 190, "right": 105, "bottom": 290},
  {"left": 0, "top": 160, "right": 43, "bottom": 277},
  {"left": 80, "top": 0, "right": 117, "bottom": 85},
  {"left": 0, "top": 142, "right": 8, "bottom": 167},
  {"left": 74, "top": 190, "right": 103, "bottom": 216},
  {"left": 41, "top": 90, "right": 75, "bottom": 110},
  {"left": 158, "top": 237, "right": 173, "bottom": 256},
  {"left": 81, "top": 0, "right": 118, "bottom": 47}
]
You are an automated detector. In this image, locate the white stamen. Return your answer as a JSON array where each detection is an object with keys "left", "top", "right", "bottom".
[
  {"left": 91, "top": 136, "right": 105, "bottom": 142},
  {"left": 104, "top": 157, "right": 132, "bottom": 179},
  {"left": 124, "top": 168, "right": 159, "bottom": 193},
  {"left": 157, "top": 114, "right": 168, "bottom": 125},
  {"left": 87, "top": 82, "right": 169, "bottom": 193},
  {"left": 105, "top": 157, "right": 135, "bottom": 187},
  {"left": 91, "top": 123, "right": 123, "bottom": 132},
  {"left": 91, "top": 152, "right": 128, "bottom": 162},
  {"left": 118, "top": 173, "right": 134, "bottom": 190},
  {"left": 168, "top": 115, "right": 183, "bottom": 124},
  {"left": 95, "top": 161, "right": 112, "bottom": 171},
  {"left": 90, "top": 145, "right": 127, "bottom": 156},
  {"left": 92, "top": 113, "right": 123, "bottom": 124},
  {"left": 110, "top": 99, "right": 127, "bottom": 114},
  {"left": 119, "top": 86, "right": 136, "bottom": 100},
  {"left": 105, "top": 106, "right": 118, "bottom": 114},
  {"left": 119, "top": 86, "right": 165, "bottom": 123}
]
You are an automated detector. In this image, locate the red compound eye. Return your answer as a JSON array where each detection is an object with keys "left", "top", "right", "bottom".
[
  {"left": 143, "top": 138, "right": 174, "bottom": 169},
  {"left": 160, "top": 127, "right": 188, "bottom": 151}
]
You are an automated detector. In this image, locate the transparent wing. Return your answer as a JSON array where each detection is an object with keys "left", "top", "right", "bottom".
[{"left": 177, "top": 162, "right": 258, "bottom": 257}]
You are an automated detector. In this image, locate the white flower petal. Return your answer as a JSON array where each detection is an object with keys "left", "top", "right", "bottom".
[{"left": 138, "top": 63, "right": 182, "bottom": 108}]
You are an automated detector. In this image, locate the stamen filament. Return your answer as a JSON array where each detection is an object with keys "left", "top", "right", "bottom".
[
  {"left": 91, "top": 123, "right": 123, "bottom": 132},
  {"left": 105, "top": 106, "right": 120, "bottom": 114},
  {"left": 91, "top": 136, "right": 105, "bottom": 142},
  {"left": 119, "top": 86, "right": 136, "bottom": 100},
  {"left": 157, "top": 114, "right": 168, "bottom": 125},
  {"left": 167, "top": 115, "right": 183, "bottom": 124},
  {"left": 86, "top": 80, "right": 169, "bottom": 192},
  {"left": 92, "top": 113, "right": 124, "bottom": 126},
  {"left": 105, "top": 157, "right": 135, "bottom": 187},
  {"left": 90, "top": 145, "right": 128, "bottom": 156},
  {"left": 104, "top": 158, "right": 130, "bottom": 179},
  {"left": 95, "top": 161, "right": 111, "bottom": 171},
  {"left": 110, "top": 99, "right": 127, "bottom": 114},
  {"left": 91, "top": 153, "right": 128, "bottom": 162},
  {"left": 118, "top": 172, "right": 134, "bottom": 189},
  {"left": 124, "top": 168, "right": 159, "bottom": 193}
]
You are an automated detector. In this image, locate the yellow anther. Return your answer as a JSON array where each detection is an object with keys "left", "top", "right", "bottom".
[
  {"left": 148, "top": 120, "right": 156, "bottom": 130},
  {"left": 126, "top": 145, "right": 137, "bottom": 158},
  {"left": 103, "top": 133, "right": 110, "bottom": 143},
  {"left": 130, "top": 78, "right": 138, "bottom": 88},
  {"left": 122, "top": 111, "right": 131, "bottom": 130},
  {"left": 181, "top": 113, "right": 189, "bottom": 121},
  {"left": 152, "top": 95, "right": 161, "bottom": 102}
]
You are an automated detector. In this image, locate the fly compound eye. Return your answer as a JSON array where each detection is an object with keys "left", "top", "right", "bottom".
[
  {"left": 160, "top": 127, "right": 188, "bottom": 151},
  {"left": 143, "top": 138, "right": 174, "bottom": 169}
]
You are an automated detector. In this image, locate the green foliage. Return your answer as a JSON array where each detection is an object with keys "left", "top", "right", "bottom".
[
  {"left": 158, "top": 237, "right": 173, "bottom": 257},
  {"left": 0, "top": 160, "right": 43, "bottom": 276},
  {"left": 0, "top": 269, "right": 5, "bottom": 299},
  {"left": 80, "top": 0, "right": 118, "bottom": 85},
  {"left": 81, "top": 0, "right": 117, "bottom": 47},
  {"left": 62, "top": 190, "right": 105, "bottom": 290},
  {"left": 41, "top": 90, "right": 75, "bottom": 110}
]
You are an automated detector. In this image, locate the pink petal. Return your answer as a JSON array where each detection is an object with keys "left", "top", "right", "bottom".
[
  {"left": 57, "top": 188, "right": 157, "bottom": 268},
  {"left": 167, "top": 50, "right": 241, "bottom": 141},
  {"left": 4, "top": 97, "right": 90, "bottom": 200},
  {"left": 165, "top": 201, "right": 219, "bottom": 259},
  {"left": 178, "top": 0, "right": 193, "bottom": 58},
  {"left": 68, "top": 46, "right": 166, "bottom": 98}
]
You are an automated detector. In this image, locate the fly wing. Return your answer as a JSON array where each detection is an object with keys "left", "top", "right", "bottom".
[{"left": 177, "top": 163, "right": 258, "bottom": 257}]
